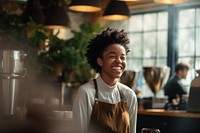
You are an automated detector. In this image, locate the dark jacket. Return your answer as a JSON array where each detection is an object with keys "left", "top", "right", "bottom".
[{"left": 164, "top": 75, "right": 187, "bottom": 103}]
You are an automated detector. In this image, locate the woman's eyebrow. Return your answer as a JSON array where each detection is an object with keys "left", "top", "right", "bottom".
[
  {"left": 107, "top": 52, "right": 126, "bottom": 55},
  {"left": 108, "top": 52, "right": 116, "bottom": 54}
]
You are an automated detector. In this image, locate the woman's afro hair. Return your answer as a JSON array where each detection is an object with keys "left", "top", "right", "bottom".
[{"left": 85, "top": 27, "right": 130, "bottom": 73}]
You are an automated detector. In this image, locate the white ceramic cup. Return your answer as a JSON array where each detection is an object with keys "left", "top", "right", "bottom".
[
  {"left": 53, "top": 111, "right": 65, "bottom": 118},
  {"left": 64, "top": 111, "right": 73, "bottom": 119},
  {"left": 50, "top": 98, "right": 59, "bottom": 105}
]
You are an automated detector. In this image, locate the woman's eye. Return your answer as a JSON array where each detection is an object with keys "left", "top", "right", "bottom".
[
  {"left": 121, "top": 56, "right": 126, "bottom": 60},
  {"left": 109, "top": 55, "right": 116, "bottom": 58}
]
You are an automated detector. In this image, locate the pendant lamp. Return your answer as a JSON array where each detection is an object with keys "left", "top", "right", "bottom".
[
  {"left": 68, "top": 0, "right": 101, "bottom": 12},
  {"left": 103, "top": 0, "right": 130, "bottom": 21},
  {"left": 154, "top": 0, "right": 186, "bottom": 4},
  {"left": 24, "top": 0, "right": 44, "bottom": 24},
  {"left": 118, "top": 0, "right": 142, "bottom": 1},
  {"left": 43, "top": 0, "right": 70, "bottom": 29}
]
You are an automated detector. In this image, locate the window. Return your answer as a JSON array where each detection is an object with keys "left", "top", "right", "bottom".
[
  {"left": 127, "top": 11, "right": 168, "bottom": 71},
  {"left": 177, "top": 7, "right": 200, "bottom": 89},
  {"left": 126, "top": 4, "right": 200, "bottom": 96},
  {"left": 178, "top": 7, "right": 200, "bottom": 69}
]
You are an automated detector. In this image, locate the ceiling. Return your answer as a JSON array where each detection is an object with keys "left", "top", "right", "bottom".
[{"left": 7, "top": 0, "right": 200, "bottom": 13}]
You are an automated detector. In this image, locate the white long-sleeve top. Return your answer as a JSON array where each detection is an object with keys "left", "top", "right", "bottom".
[{"left": 72, "top": 75, "right": 138, "bottom": 133}]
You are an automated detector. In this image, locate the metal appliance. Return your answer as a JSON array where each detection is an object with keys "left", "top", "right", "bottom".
[
  {"left": 187, "top": 70, "right": 200, "bottom": 113},
  {"left": 143, "top": 66, "right": 170, "bottom": 95},
  {"left": 142, "top": 66, "right": 170, "bottom": 109},
  {"left": 0, "top": 50, "right": 27, "bottom": 116},
  {"left": 120, "top": 70, "right": 141, "bottom": 89}
]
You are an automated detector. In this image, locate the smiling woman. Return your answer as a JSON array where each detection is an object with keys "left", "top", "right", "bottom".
[{"left": 73, "top": 27, "right": 138, "bottom": 133}]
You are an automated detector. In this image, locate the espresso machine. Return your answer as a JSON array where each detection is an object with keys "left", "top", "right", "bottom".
[{"left": 0, "top": 50, "right": 27, "bottom": 117}]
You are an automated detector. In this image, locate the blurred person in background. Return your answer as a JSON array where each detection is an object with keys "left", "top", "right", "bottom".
[{"left": 164, "top": 62, "right": 189, "bottom": 104}]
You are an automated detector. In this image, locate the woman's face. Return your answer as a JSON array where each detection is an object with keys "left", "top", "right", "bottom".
[{"left": 97, "top": 44, "right": 127, "bottom": 85}]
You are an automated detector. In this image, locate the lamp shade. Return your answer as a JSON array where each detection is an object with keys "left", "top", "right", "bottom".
[
  {"left": 154, "top": 0, "right": 187, "bottom": 4},
  {"left": 68, "top": 0, "right": 101, "bottom": 12},
  {"left": 103, "top": 0, "right": 130, "bottom": 21},
  {"left": 43, "top": 2, "right": 70, "bottom": 29},
  {"left": 118, "top": 0, "right": 142, "bottom": 1},
  {"left": 24, "top": 0, "right": 44, "bottom": 24}
]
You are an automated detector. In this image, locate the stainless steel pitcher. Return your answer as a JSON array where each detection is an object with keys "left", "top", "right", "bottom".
[
  {"left": 0, "top": 50, "right": 27, "bottom": 79},
  {"left": 0, "top": 50, "right": 27, "bottom": 115}
]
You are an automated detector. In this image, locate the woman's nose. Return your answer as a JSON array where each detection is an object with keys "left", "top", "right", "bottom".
[{"left": 116, "top": 57, "right": 122, "bottom": 63}]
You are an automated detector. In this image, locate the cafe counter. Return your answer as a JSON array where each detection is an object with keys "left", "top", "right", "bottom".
[{"left": 137, "top": 109, "right": 200, "bottom": 133}]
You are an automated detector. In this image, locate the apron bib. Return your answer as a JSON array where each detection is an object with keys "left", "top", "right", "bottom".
[{"left": 88, "top": 79, "right": 130, "bottom": 133}]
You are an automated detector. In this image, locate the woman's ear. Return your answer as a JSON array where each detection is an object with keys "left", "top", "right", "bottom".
[{"left": 97, "top": 57, "right": 103, "bottom": 66}]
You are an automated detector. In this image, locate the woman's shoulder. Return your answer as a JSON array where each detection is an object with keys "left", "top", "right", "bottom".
[
  {"left": 118, "top": 82, "right": 132, "bottom": 89},
  {"left": 118, "top": 82, "right": 135, "bottom": 95},
  {"left": 118, "top": 82, "right": 137, "bottom": 106},
  {"left": 78, "top": 80, "right": 95, "bottom": 93},
  {"left": 80, "top": 80, "right": 93, "bottom": 88}
]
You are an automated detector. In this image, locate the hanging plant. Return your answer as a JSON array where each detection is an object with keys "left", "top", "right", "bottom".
[
  {"left": 60, "top": 22, "right": 102, "bottom": 83},
  {"left": 0, "top": 3, "right": 103, "bottom": 84}
]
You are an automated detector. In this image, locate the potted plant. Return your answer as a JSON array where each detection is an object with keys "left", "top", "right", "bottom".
[
  {"left": 61, "top": 22, "right": 102, "bottom": 84},
  {"left": 28, "top": 22, "right": 102, "bottom": 84}
]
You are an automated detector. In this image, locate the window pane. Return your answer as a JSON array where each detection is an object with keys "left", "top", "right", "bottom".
[
  {"left": 127, "top": 59, "right": 142, "bottom": 71},
  {"left": 157, "top": 31, "right": 167, "bottom": 57},
  {"left": 129, "top": 33, "right": 142, "bottom": 57},
  {"left": 156, "top": 59, "right": 167, "bottom": 66},
  {"left": 143, "top": 59, "right": 155, "bottom": 66},
  {"left": 144, "top": 13, "right": 156, "bottom": 31},
  {"left": 178, "top": 29, "right": 195, "bottom": 56},
  {"left": 196, "top": 8, "right": 200, "bottom": 27},
  {"left": 128, "top": 15, "right": 142, "bottom": 32},
  {"left": 195, "top": 58, "right": 200, "bottom": 70},
  {"left": 158, "top": 12, "right": 168, "bottom": 30},
  {"left": 179, "top": 9, "right": 195, "bottom": 28},
  {"left": 196, "top": 28, "right": 200, "bottom": 56},
  {"left": 143, "top": 32, "right": 156, "bottom": 58}
]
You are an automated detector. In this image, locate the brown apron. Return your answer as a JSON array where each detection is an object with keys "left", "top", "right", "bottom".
[{"left": 88, "top": 79, "right": 130, "bottom": 133}]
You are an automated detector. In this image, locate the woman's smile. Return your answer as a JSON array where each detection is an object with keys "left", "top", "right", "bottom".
[{"left": 112, "top": 66, "right": 123, "bottom": 73}]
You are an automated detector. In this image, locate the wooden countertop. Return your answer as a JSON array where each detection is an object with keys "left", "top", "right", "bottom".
[{"left": 138, "top": 109, "right": 200, "bottom": 119}]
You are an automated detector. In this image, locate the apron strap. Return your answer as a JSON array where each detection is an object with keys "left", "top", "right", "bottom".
[
  {"left": 118, "top": 87, "right": 125, "bottom": 100},
  {"left": 93, "top": 79, "right": 99, "bottom": 99}
]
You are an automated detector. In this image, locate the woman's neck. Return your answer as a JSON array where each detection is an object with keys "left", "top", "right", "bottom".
[{"left": 100, "top": 74, "right": 118, "bottom": 86}]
